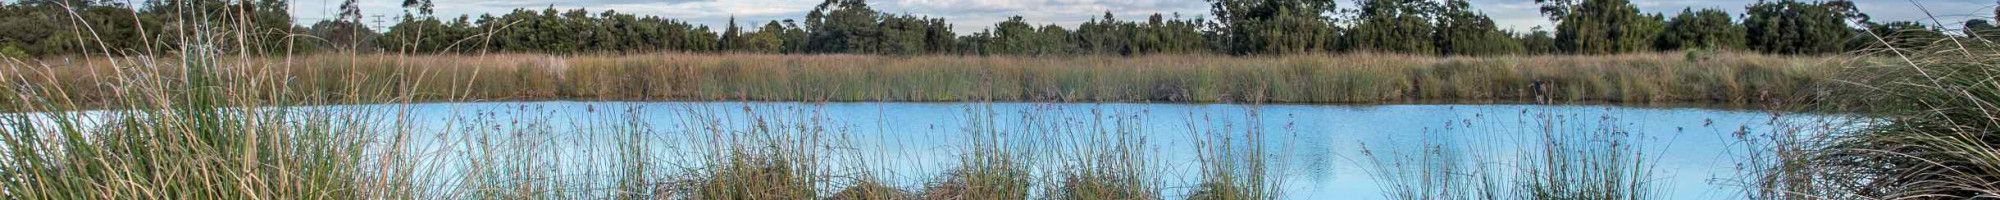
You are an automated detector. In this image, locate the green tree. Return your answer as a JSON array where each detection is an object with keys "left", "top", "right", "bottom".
[
  {"left": 986, "top": 16, "right": 1040, "bottom": 55},
  {"left": 1206, "top": 0, "right": 1338, "bottom": 54},
  {"left": 1657, "top": 8, "right": 1745, "bottom": 51},
  {"left": 1744, "top": 0, "right": 1863, "bottom": 54},
  {"left": 1539, "top": 0, "right": 1656, "bottom": 54},
  {"left": 1516, "top": 27, "right": 1559, "bottom": 54},
  {"left": 1133, "top": 13, "right": 1209, "bottom": 54},
  {"left": 1432, "top": 0, "right": 1519, "bottom": 55},
  {"left": 1347, "top": 0, "right": 1437, "bottom": 54},
  {"left": 721, "top": 17, "right": 747, "bottom": 52},
  {"left": 744, "top": 21, "right": 787, "bottom": 53},
  {"left": 1859, "top": 21, "right": 1945, "bottom": 50},
  {"left": 1076, "top": 12, "right": 1133, "bottom": 55},
  {"left": 804, "top": 0, "right": 877, "bottom": 53}
]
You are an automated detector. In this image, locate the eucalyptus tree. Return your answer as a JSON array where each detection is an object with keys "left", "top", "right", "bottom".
[
  {"left": 1743, "top": 0, "right": 1865, "bottom": 54},
  {"left": 1206, "top": 0, "right": 1339, "bottom": 54},
  {"left": 1347, "top": 0, "right": 1437, "bottom": 54},
  {"left": 1657, "top": 8, "right": 1745, "bottom": 51},
  {"left": 1431, "top": 0, "right": 1519, "bottom": 55},
  {"left": 1538, "top": 0, "right": 1658, "bottom": 54}
]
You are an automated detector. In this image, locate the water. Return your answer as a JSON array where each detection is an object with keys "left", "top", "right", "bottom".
[{"left": 5, "top": 101, "right": 1848, "bottom": 199}]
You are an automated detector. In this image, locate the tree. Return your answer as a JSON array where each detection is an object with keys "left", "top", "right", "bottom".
[
  {"left": 744, "top": 21, "right": 786, "bottom": 53},
  {"left": 1966, "top": 19, "right": 1999, "bottom": 41},
  {"left": 804, "top": 0, "right": 878, "bottom": 53},
  {"left": 306, "top": 20, "right": 379, "bottom": 52},
  {"left": 986, "top": 16, "right": 1040, "bottom": 55},
  {"left": 1744, "top": 0, "right": 1863, "bottom": 54},
  {"left": 1539, "top": 0, "right": 1656, "bottom": 54},
  {"left": 1859, "top": 21, "right": 1944, "bottom": 49},
  {"left": 1347, "top": 0, "right": 1437, "bottom": 54},
  {"left": 720, "top": 17, "right": 746, "bottom": 52},
  {"left": 1431, "top": 0, "right": 1519, "bottom": 55},
  {"left": 1657, "top": 8, "right": 1745, "bottom": 51},
  {"left": 1206, "top": 0, "right": 1338, "bottom": 54},
  {"left": 1076, "top": 12, "right": 1133, "bottom": 55},
  {"left": 1516, "top": 27, "right": 1560, "bottom": 54},
  {"left": 778, "top": 20, "right": 809, "bottom": 53},
  {"left": 305, "top": 0, "right": 380, "bottom": 52},
  {"left": 1136, "top": 13, "right": 1210, "bottom": 54}
]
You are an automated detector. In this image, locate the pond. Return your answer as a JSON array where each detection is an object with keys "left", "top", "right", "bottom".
[{"left": 8, "top": 101, "right": 1849, "bottom": 199}]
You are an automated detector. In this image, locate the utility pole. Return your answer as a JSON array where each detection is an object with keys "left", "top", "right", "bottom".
[{"left": 371, "top": 14, "right": 388, "bottom": 30}]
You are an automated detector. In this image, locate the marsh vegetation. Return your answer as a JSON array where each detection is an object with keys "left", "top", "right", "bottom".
[{"left": 3, "top": 0, "right": 1998, "bottom": 199}]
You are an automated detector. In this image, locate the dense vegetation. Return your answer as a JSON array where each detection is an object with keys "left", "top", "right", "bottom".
[
  {"left": 0, "top": 0, "right": 1957, "bottom": 58},
  {"left": 9, "top": 52, "right": 1835, "bottom": 106},
  {"left": 5, "top": 0, "right": 2000, "bottom": 200}
]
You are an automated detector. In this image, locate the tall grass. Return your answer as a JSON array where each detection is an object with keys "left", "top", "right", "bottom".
[
  {"left": 676, "top": 105, "right": 834, "bottom": 199},
  {"left": 0, "top": 3, "right": 1851, "bottom": 200},
  {"left": 1754, "top": 24, "right": 2000, "bottom": 198},
  {"left": 1185, "top": 107, "right": 1282, "bottom": 200},
  {"left": 0, "top": 10, "right": 386, "bottom": 199},
  {"left": 1360, "top": 111, "right": 1657, "bottom": 200},
  {"left": 10, "top": 52, "right": 1841, "bottom": 107}
]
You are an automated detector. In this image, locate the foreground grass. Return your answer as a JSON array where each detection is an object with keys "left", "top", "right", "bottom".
[
  {"left": 0, "top": 6, "right": 1885, "bottom": 200},
  {"left": 1361, "top": 111, "right": 1656, "bottom": 200},
  {"left": 1735, "top": 36, "right": 2000, "bottom": 198},
  {"left": 8, "top": 52, "right": 1840, "bottom": 107}
]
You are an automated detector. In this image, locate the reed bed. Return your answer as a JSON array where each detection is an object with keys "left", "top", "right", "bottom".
[{"left": 7, "top": 52, "right": 1842, "bottom": 108}]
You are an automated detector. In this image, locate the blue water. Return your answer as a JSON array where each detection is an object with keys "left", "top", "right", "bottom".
[{"left": 6, "top": 101, "right": 1849, "bottom": 199}]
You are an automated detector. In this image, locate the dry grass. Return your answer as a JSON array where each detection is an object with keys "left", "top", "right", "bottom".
[
  {"left": 0, "top": 4, "right": 1858, "bottom": 200},
  {"left": 1745, "top": 32, "right": 2000, "bottom": 199},
  {"left": 6, "top": 52, "right": 1842, "bottom": 108}
]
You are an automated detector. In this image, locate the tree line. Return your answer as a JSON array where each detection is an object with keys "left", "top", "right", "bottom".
[{"left": 0, "top": 0, "right": 1974, "bottom": 58}]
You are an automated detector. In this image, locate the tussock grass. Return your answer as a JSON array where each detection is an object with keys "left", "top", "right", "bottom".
[
  {"left": 675, "top": 105, "right": 833, "bottom": 199},
  {"left": 1045, "top": 107, "right": 1160, "bottom": 200},
  {"left": 0, "top": 17, "right": 390, "bottom": 199},
  {"left": 830, "top": 179, "right": 914, "bottom": 200},
  {"left": 1762, "top": 30, "right": 2000, "bottom": 198},
  {"left": 1360, "top": 111, "right": 1656, "bottom": 200},
  {"left": 1185, "top": 108, "right": 1280, "bottom": 200},
  {"left": 922, "top": 105, "right": 1036, "bottom": 200}
]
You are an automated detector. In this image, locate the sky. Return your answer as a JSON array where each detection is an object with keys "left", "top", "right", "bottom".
[{"left": 280, "top": 0, "right": 2000, "bottom": 34}]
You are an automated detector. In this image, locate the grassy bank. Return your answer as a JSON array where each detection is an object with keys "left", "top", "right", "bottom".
[{"left": 8, "top": 52, "right": 1841, "bottom": 107}]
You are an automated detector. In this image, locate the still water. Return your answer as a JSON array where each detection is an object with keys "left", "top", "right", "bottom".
[
  {"left": 9, "top": 101, "right": 1848, "bottom": 199},
  {"left": 328, "top": 101, "right": 1839, "bottom": 199}
]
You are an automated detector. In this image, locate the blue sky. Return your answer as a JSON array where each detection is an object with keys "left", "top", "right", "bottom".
[{"left": 279, "top": 0, "right": 1998, "bottom": 33}]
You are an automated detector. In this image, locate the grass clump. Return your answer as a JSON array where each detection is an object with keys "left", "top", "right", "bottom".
[
  {"left": 1786, "top": 31, "right": 2000, "bottom": 198},
  {"left": 1360, "top": 111, "right": 1655, "bottom": 200},
  {"left": 1360, "top": 144, "right": 1503, "bottom": 200},
  {"left": 1047, "top": 108, "right": 1159, "bottom": 200},
  {"left": 922, "top": 105, "right": 1035, "bottom": 200},
  {"left": 1515, "top": 112, "right": 1654, "bottom": 200},
  {"left": 674, "top": 106, "right": 833, "bottom": 199},
  {"left": 830, "top": 179, "right": 915, "bottom": 200},
  {"left": 0, "top": 15, "right": 388, "bottom": 199},
  {"left": 1185, "top": 109, "right": 1280, "bottom": 200}
]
